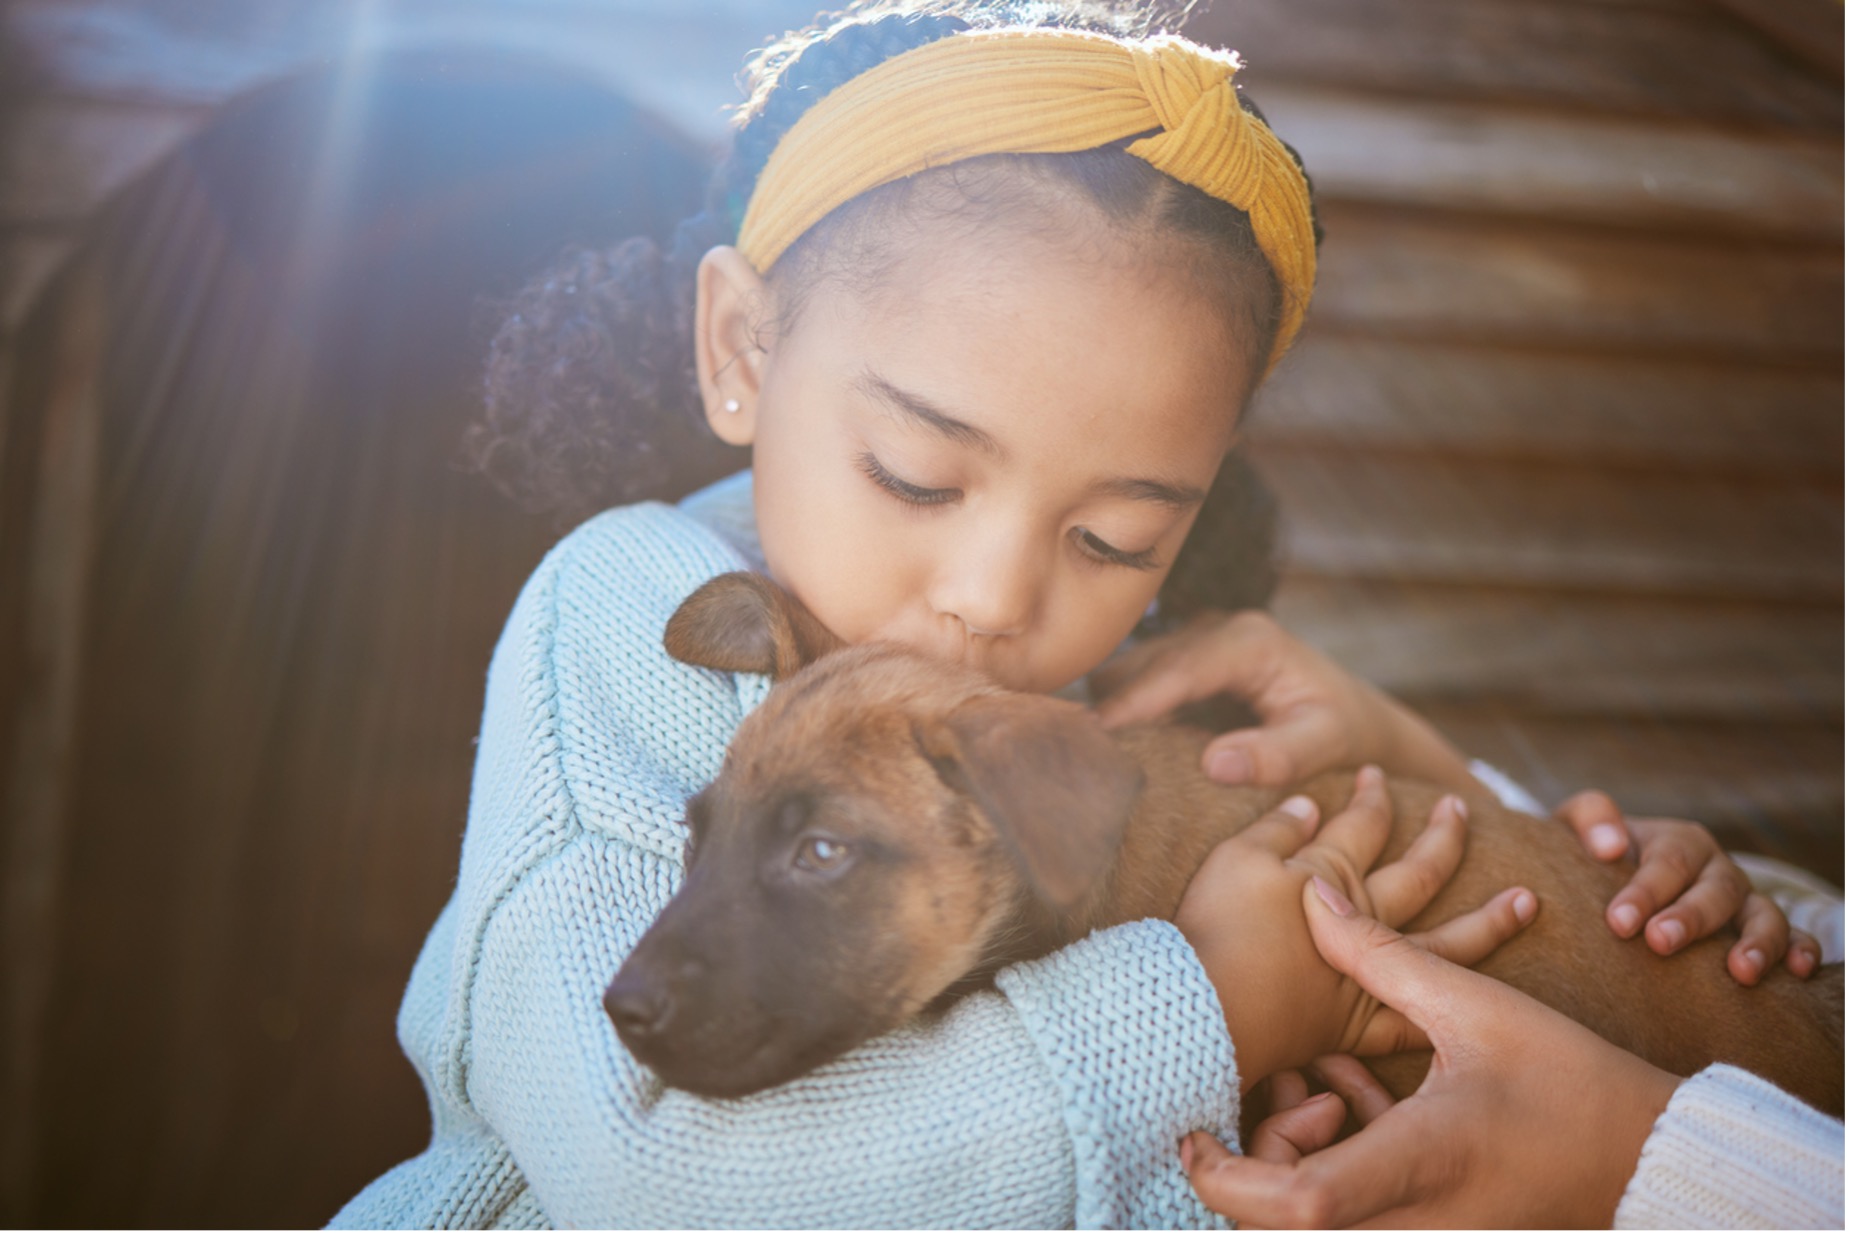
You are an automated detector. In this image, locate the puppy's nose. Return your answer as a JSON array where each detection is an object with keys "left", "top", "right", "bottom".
[{"left": 604, "top": 972, "right": 674, "bottom": 1043}]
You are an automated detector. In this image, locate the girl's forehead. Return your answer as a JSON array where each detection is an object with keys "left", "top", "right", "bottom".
[{"left": 790, "top": 219, "right": 1251, "bottom": 459}]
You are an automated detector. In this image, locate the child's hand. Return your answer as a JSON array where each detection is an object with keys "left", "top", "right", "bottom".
[
  {"left": 1554, "top": 789, "right": 1820, "bottom": 985},
  {"left": 1090, "top": 611, "right": 1482, "bottom": 798},
  {"left": 1181, "top": 884, "right": 1681, "bottom": 1229},
  {"left": 1174, "top": 766, "right": 1537, "bottom": 1088}
]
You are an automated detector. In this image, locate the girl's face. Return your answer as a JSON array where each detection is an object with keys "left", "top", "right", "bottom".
[{"left": 698, "top": 218, "right": 1254, "bottom": 694}]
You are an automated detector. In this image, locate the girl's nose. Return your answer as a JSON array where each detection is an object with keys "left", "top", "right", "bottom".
[{"left": 930, "top": 528, "right": 1040, "bottom": 641}]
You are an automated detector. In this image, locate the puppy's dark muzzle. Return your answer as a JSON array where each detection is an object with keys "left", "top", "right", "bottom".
[
  {"left": 606, "top": 937, "right": 792, "bottom": 1098},
  {"left": 605, "top": 946, "right": 707, "bottom": 1049},
  {"left": 604, "top": 969, "right": 675, "bottom": 1043}
]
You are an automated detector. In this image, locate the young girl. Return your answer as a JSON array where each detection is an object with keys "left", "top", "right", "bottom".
[{"left": 332, "top": 1, "right": 1818, "bottom": 1226}]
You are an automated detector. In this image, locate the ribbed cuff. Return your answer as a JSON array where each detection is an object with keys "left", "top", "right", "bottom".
[
  {"left": 1615, "top": 1063, "right": 1845, "bottom": 1229},
  {"left": 998, "top": 918, "right": 1239, "bottom": 1229}
]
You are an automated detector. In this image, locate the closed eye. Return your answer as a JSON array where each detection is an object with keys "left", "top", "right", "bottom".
[
  {"left": 857, "top": 451, "right": 958, "bottom": 507},
  {"left": 859, "top": 449, "right": 1161, "bottom": 569},
  {"left": 1073, "top": 526, "right": 1162, "bottom": 571}
]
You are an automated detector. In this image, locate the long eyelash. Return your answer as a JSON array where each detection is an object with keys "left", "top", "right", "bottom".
[
  {"left": 1076, "top": 528, "right": 1162, "bottom": 572},
  {"left": 858, "top": 451, "right": 1158, "bottom": 569},
  {"left": 856, "top": 451, "right": 958, "bottom": 506}
]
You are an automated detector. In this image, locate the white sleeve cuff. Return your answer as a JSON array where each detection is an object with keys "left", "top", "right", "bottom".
[{"left": 1615, "top": 1063, "right": 1845, "bottom": 1229}]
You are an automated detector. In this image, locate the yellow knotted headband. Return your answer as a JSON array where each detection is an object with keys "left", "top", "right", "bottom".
[{"left": 735, "top": 28, "right": 1317, "bottom": 371}]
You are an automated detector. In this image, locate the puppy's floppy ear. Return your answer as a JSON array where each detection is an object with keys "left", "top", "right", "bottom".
[
  {"left": 917, "top": 695, "right": 1143, "bottom": 912},
  {"left": 664, "top": 572, "right": 844, "bottom": 680}
]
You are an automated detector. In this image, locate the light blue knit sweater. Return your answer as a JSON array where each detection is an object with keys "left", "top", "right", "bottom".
[{"left": 331, "top": 474, "right": 1242, "bottom": 1229}]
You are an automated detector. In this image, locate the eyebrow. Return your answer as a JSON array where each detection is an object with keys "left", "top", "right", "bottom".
[
  {"left": 1095, "top": 475, "right": 1208, "bottom": 510},
  {"left": 854, "top": 369, "right": 1004, "bottom": 458},
  {"left": 853, "top": 366, "right": 1209, "bottom": 510}
]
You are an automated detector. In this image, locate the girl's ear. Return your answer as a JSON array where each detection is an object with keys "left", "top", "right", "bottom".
[{"left": 694, "top": 246, "right": 772, "bottom": 446}]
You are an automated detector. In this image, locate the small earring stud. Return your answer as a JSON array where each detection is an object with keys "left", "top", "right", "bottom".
[{"left": 723, "top": 398, "right": 741, "bottom": 414}]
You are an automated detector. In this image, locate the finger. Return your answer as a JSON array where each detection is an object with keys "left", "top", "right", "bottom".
[
  {"left": 1245, "top": 1092, "right": 1349, "bottom": 1165},
  {"left": 1347, "top": 1003, "right": 1432, "bottom": 1058},
  {"left": 1305, "top": 765, "right": 1394, "bottom": 875},
  {"left": 1786, "top": 929, "right": 1821, "bottom": 979},
  {"left": 1184, "top": 1112, "right": 1434, "bottom": 1229},
  {"left": 1310, "top": 1054, "right": 1397, "bottom": 1126},
  {"left": 1232, "top": 794, "right": 1322, "bottom": 859},
  {"left": 1267, "top": 1068, "right": 1310, "bottom": 1115},
  {"left": 1604, "top": 829, "right": 1706, "bottom": 939},
  {"left": 1641, "top": 858, "right": 1750, "bottom": 956},
  {"left": 1334, "top": 884, "right": 1538, "bottom": 1057},
  {"left": 1405, "top": 886, "right": 1538, "bottom": 968},
  {"left": 1725, "top": 892, "right": 1790, "bottom": 986},
  {"left": 1554, "top": 788, "right": 1630, "bottom": 862},
  {"left": 1365, "top": 793, "right": 1469, "bottom": 927},
  {"left": 1200, "top": 709, "right": 1348, "bottom": 787},
  {"left": 1301, "top": 876, "right": 1494, "bottom": 1043}
]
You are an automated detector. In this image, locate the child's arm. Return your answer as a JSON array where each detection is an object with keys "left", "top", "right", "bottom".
[
  {"left": 335, "top": 506, "right": 1239, "bottom": 1229},
  {"left": 1091, "top": 609, "right": 1803, "bottom": 982}
]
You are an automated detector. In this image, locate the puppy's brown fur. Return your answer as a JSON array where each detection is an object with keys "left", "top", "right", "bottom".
[{"left": 605, "top": 573, "right": 1843, "bottom": 1111}]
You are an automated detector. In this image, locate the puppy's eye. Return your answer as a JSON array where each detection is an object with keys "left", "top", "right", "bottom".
[{"left": 794, "top": 835, "right": 850, "bottom": 873}]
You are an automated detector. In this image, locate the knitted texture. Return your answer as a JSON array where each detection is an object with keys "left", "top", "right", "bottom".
[
  {"left": 330, "top": 489, "right": 1241, "bottom": 1228},
  {"left": 1614, "top": 1064, "right": 1845, "bottom": 1229}
]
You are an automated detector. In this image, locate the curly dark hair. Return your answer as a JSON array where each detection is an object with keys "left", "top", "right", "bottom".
[{"left": 466, "top": 0, "right": 1319, "bottom": 621}]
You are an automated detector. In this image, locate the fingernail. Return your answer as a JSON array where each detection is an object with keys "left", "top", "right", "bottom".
[
  {"left": 1207, "top": 747, "right": 1253, "bottom": 783},
  {"left": 1358, "top": 764, "right": 1384, "bottom": 787},
  {"left": 1441, "top": 793, "right": 1468, "bottom": 822},
  {"left": 1178, "top": 1133, "right": 1195, "bottom": 1173},
  {"left": 1312, "top": 874, "right": 1355, "bottom": 916},
  {"left": 1278, "top": 794, "right": 1317, "bottom": 824},
  {"left": 1589, "top": 824, "right": 1627, "bottom": 857},
  {"left": 1654, "top": 919, "right": 1686, "bottom": 951},
  {"left": 1609, "top": 904, "right": 1641, "bottom": 936},
  {"left": 1512, "top": 889, "right": 1537, "bottom": 922},
  {"left": 1791, "top": 946, "right": 1816, "bottom": 978},
  {"left": 1741, "top": 947, "right": 1766, "bottom": 977}
]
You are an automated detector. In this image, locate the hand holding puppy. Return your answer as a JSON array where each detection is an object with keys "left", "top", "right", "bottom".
[
  {"left": 1554, "top": 789, "right": 1821, "bottom": 983},
  {"left": 1174, "top": 764, "right": 1536, "bottom": 1088},
  {"left": 1182, "top": 878, "right": 1682, "bottom": 1229},
  {"left": 1095, "top": 609, "right": 1804, "bottom": 983},
  {"left": 1092, "top": 610, "right": 1481, "bottom": 796}
]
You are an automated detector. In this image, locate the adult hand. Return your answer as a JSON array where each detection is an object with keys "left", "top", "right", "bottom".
[
  {"left": 1554, "top": 790, "right": 1818, "bottom": 984},
  {"left": 1174, "top": 765, "right": 1536, "bottom": 1088},
  {"left": 1181, "top": 880, "right": 1681, "bottom": 1228},
  {"left": 1090, "top": 610, "right": 1481, "bottom": 798}
]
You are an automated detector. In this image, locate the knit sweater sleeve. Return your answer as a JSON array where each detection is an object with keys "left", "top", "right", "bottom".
[
  {"left": 1614, "top": 1064, "right": 1845, "bottom": 1229},
  {"left": 330, "top": 504, "right": 1241, "bottom": 1230}
]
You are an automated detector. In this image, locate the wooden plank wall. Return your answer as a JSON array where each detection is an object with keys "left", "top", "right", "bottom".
[
  {"left": 0, "top": 9, "right": 756, "bottom": 1225},
  {"left": 1186, "top": 0, "right": 1844, "bottom": 876}
]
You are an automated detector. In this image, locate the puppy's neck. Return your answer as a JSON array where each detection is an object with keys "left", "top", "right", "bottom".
[{"left": 960, "top": 722, "right": 1278, "bottom": 981}]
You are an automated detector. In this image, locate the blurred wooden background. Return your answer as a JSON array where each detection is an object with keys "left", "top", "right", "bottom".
[{"left": 0, "top": 0, "right": 1840, "bottom": 1227}]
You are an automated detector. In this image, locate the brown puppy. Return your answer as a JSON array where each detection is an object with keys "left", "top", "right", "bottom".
[{"left": 606, "top": 572, "right": 1844, "bottom": 1112}]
